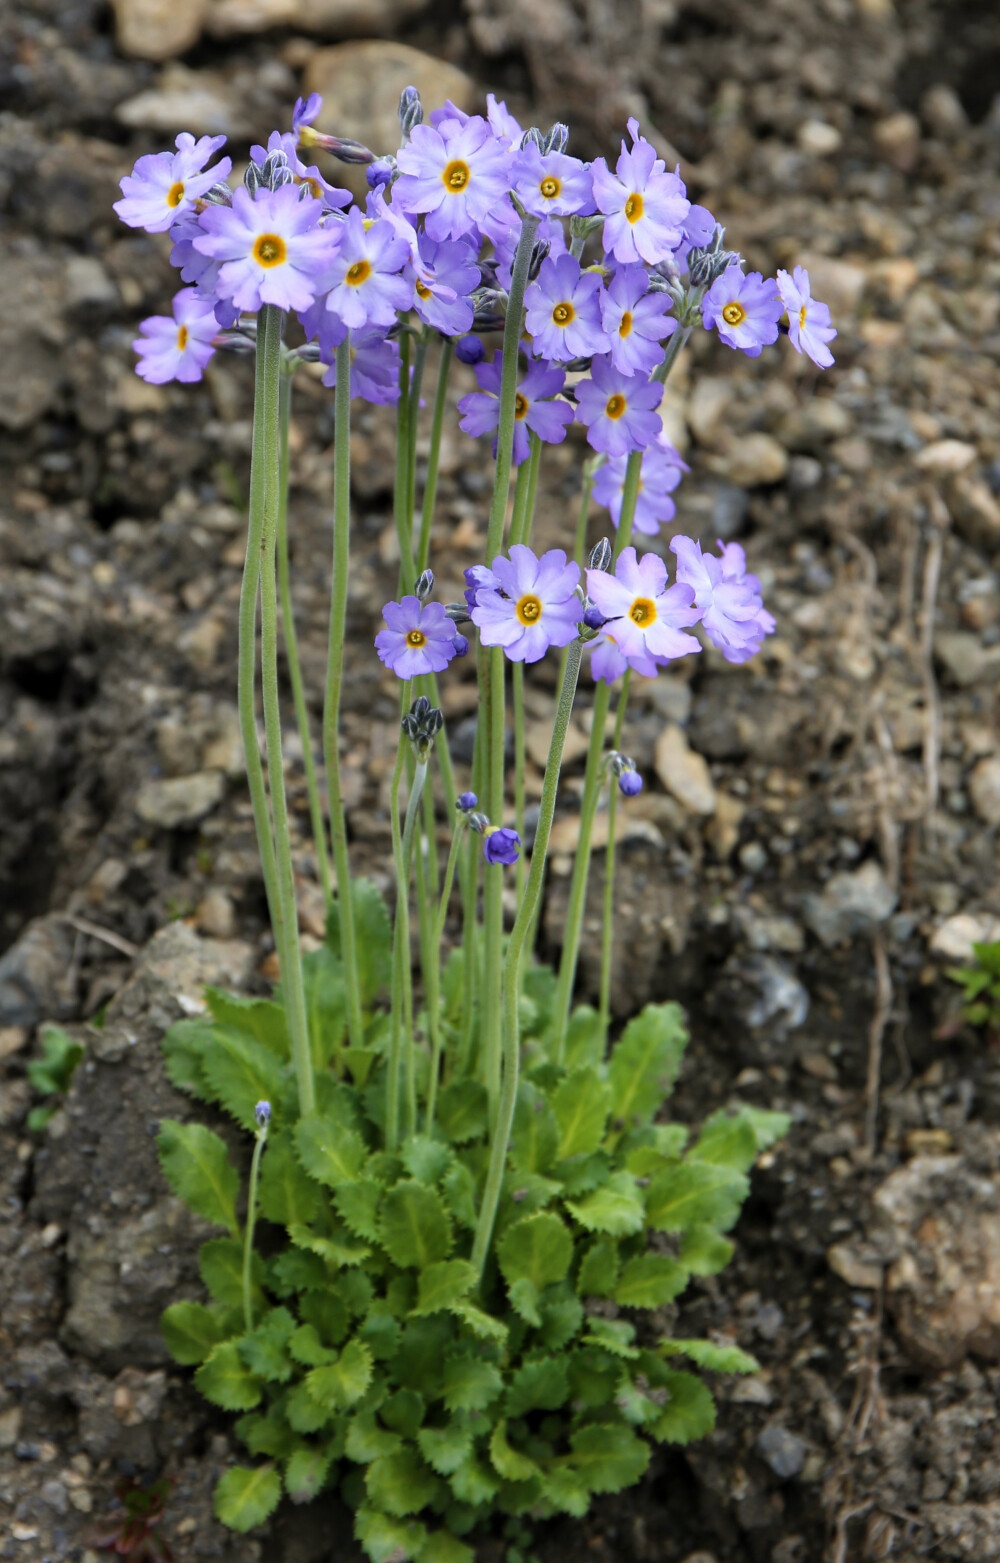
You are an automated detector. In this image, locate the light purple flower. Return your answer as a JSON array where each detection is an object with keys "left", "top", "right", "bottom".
[
  {"left": 486, "top": 94, "right": 524, "bottom": 148},
  {"left": 524, "top": 253, "right": 607, "bottom": 362},
  {"left": 456, "top": 334, "right": 484, "bottom": 365},
  {"left": 320, "top": 329, "right": 400, "bottom": 406},
  {"left": 464, "top": 563, "right": 500, "bottom": 612},
  {"left": 600, "top": 265, "right": 677, "bottom": 375},
  {"left": 132, "top": 288, "right": 218, "bottom": 384},
  {"left": 169, "top": 210, "right": 221, "bottom": 295},
  {"left": 114, "top": 133, "right": 232, "bottom": 235},
  {"left": 588, "top": 630, "right": 630, "bottom": 684},
  {"left": 411, "top": 235, "right": 479, "bottom": 337},
  {"left": 321, "top": 207, "right": 412, "bottom": 332},
  {"left": 250, "top": 130, "right": 350, "bottom": 212},
  {"left": 670, "top": 536, "right": 775, "bottom": 663},
  {"left": 458, "top": 353, "right": 574, "bottom": 466},
  {"left": 393, "top": 115, "right": 511, "bottom": 242},
  {"left": 586, "top": 547, "right": 700, "bottom": 676},
  {"left": 511, "top": 144, "right": 596, "bottom": 219},
  {"left": 471, "top": 545, "right": 581, "bottom": 664},
  {"left": 483, "top": 826, "right": 521, "bottom": 865},
  {"left": 591, "top": 119, "right": 690, "bottom": 266},
  {"left": 293, "top": 94, "right": 322, "bottom": 134},
  {"left": 702, "top": 265, "right": 783, "bottom": 358},
  {"left": 592, "top": 436, "right": 689, "bottom": 535},
  {"left": 375, "top": 596, "right": 462, "bottom": 678},
  {"left": 673, "top": 203, "right": 718, "bottom": 270},
  {"left": 776, "top": 266, "right": 837, "bottom": 369},
  {"left": 193, "top": 184, "right": 340, "bottom": 314},
  {"left": 494, "top": 212, "right": 567, "bottom": 292},
  {"left": 574, "top": 357, "right": 663, "bottom": 457}
]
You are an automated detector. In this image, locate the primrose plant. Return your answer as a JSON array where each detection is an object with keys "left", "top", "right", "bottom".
[{"left": 115, "top": 87, "right": 833, "bottom": 1555}]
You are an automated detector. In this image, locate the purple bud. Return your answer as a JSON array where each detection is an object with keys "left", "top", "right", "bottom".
[
  {"left": 367, "top": 157, "right": 395, "bottom": 190},
  {"left": 254, "top": 1100, "right": 271, "bottom": 1130},
  {"left": 457, "top": 791, "right": 478, "bottom": 812},
  {"left": 618, "top": 770, "right": 643, "bottom": 797},
  {"left": 583, "top": 605, "right": 606, "bottom": 630},
  {"left": 455, "top": 334, "right": 485, "bottom": 366},
  {"left": 483, "top": 826, "right": 521, "bottom": 866},
  {"left": 452, "top": 631, "right": 470, "bottom": 658}
]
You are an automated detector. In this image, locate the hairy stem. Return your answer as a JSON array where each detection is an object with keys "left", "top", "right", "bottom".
[
  {"left": 242, "top": 1126, "right": 267, "bottom": 1332},
  {"left": 425, "top": 816, "right": 467, "bottom": 1132},
  {"left": 416, "top": 339, "right": 454, "bottom": 575},
  {"left": 598, "top": 671, "right": 631, "bottom": 1047}
]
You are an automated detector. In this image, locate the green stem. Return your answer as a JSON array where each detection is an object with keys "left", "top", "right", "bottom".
[
  {"left": 395, "top": 331, "right": 416, "bottom": 591},
  {"left": 242, "top": 1125, "right": 267, "bottom": 1332},
  {"left": 573, "top": 456, "right": 601, "bottom": 568},
  {"left": 471, "top": 638, "right": 584, "bottom": 1278},
  {"left": 481, "top": 646, "right": 506, "bottom": 1125},
  {"left": 416, "top": 340, "right": 454, "bottom": 575},
  {"left": 598, "top": 671, "right": 631, "bottom": 1047},
  {"left": 385, "top": 708, "right": 409, "bottom": 1155},
  {"left": 426, "top": 817, "right": 467, "bottom": 1131},
  {"left": 512, "top": 662, "right": 527, "bottom": 906},
  {"left": 256, "top": 306, "right": 314, "bottom": 1118},
  {"left": 277, "top": 367, "right": 332, "bottom": 904},
  {"left": 486, "top": 216, "right": 540, "bottom": 559},
  {"left": 512, "top": 430, "right": 543, "bottom": 549},
  {"left": 323, "top": 337, "right": 364, "bottom": 1053},
  {"left": 407, "top": 333, "right": 429, "bottom": 559},
  {"left": 400, "top": 758, "right": 428, "bottom": 1138},
  {"left": 508, "top": 456, "right": 532, "bottom": 553}
]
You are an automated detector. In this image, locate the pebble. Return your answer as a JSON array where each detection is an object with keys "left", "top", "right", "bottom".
[
  {"left": 209, "top": 0, "right": 430, "bottom": 35},
  {"left": 929, "top": 913, "right": 1000, "bottom": 962},
  {"left": 303, "top": 41, "right": 476, "bottom": 160},
  {"left": 827, "top": 1242, "right": 884, "bottom": 1289},
  {"left": 934, "top": 632, "right": 1000, "bottom": 688},
  {"left": 873, "top": 110, "right": 921, "bottom": 172},
  {"left": 135, "top": 769, "right": 225, "bottom": 830},
  {"left": 111, "top": 0, "right": 206, "bottom": 58},
  {"left": 0, "top": 916, "right": 76, "bottom": 1029},
  {"left": 116, "top": 66, "right": 248, "bottom": 137},
  {"left": 755, "top": 1425, "right": 808, "bottom": 1479},
  {"left": 803, "top": 860, "right": 897, "bottom": 947},
  {"left": 797, "top": 119, "right": 842, "bottom": 155},
  {"left": 715, "top": 432, "right": 788, "bottom": 488},
  {"left": 920, "top": 83, "right": 969, "bottom": 138},
  {"left": 914, "top": 438, "right": 978, "bottom": 475},
  {"left": 654, "top": 725, "right": 716, "bottom": 815},
  {"left": 968, "top": 757, "right": 1000, "bottom": 827},
  {"left": 195, "top": 889, "right": 237, "bottom": 938},
  {"left": 0, "top": 1406, "right": 22, "bottom": 1448}
]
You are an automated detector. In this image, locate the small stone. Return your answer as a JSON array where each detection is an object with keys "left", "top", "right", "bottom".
[
  {"left": 935, "top": 632, "right": 1000, "bottom": 688},
  {"left": 195, "top": 889, "right": 236, "bottom": 939},
  {"left": 755, "top": 1425, "right": 808, "bottom": 1479},
  {"left": 914, "top": 438, "right": 978, "bottom": 475},
  {"left": 135, "top": 770, "right": 225, "bottom": 829},
  {"left": 930, "top": 913, "right": 1000, "bottom": 962},
  {"left": 654, "top": 726, "right": 716, "bottom": 815},
  {"left": 920, "top": 83, "right": 968, "bottom": 138},
  {"left": 797, "top": 119, "right": 842, "bottom": 155},
  {"left": 739, "top": 841, "right": 768, "bottom": 873},
  {"left": 706, "top": 792, "right": 745, "bottom": 859},
  {"left": 905, "top": 1129, "right": 954, "bottom": 1156},
  {"left": 828, "top": 1243, "right": 884, "bottom": 1289},
  {"left": 11, "top": 1525, "right": 39, "bottom": 1541},
  {"left": 686, "top": 377, "right": 734, "bottom": 447},
  {"left": 69, "top": 1488, "right": 94, "bottom": 1513},
  {"left": 0, "top": 916, "right": 76, "bottom": 1029},
  {"left": 64, "top": 257, "right": 118, "bottom": 313},
  {"left": 111, "top": 0, "right": 207, "bottom": 60},
  {"left": 0, "top": 1025, "right": 28, "bottom": 1058},
  {"left": 209, "top": 0, "right": 430, "bottom": 35},
  {"left": 731, "top": 1375, "right": 773, "bottom": 1405},
  {"left": 116, "top": 65, "right": 245, "bottom": 137},
  {"left": 304, "top": 41, "right": 476, "bottom": 160},
  {"left": 968, "top": 757, "right": 1000, "bottom": 826},
  {"left": 873, "top": 111, "right": 921, "bottom": 171},
  {"left": 0, "top": 1406, "right": 22, "bottom": 1448},
  {"left": 715, "top": 433, "right": 788, "bottom": 488},
  {"left": 803, "top": 860, "right": 897, "bottom": 947}
]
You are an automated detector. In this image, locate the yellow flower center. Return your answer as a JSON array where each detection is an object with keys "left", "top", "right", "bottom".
[
  {"left": 296, "top": 175, "right": 323, "bottom": 200},
  {"left": 166, "top": 180, "right": 185, "bottom": 208},
  {"left": 552, "top": 301, "right": 574, "bottom": 327},
  {"left": 618, "top": 310, "right": 633, "bottom": 338},
  {"left": 539, "top": 175, "right": 561, "bottom": 200},
  {"left": 516, "top": 594, "right": 543, "bottom": 625},
  {"left": 346, "top": 259, "right": 372, "bottom": 286},
  {"left": 624, "top": 192, "right": 644, "bottom": 223},
  {"left": 605, "top": 393, "right": 627, "bottom": 420},
  {"left": 514, "top": 392, "right": 529, "bottom": 420},
  {"left": 443, "top": 159, "right": 471, "bottom": 192},
  {"left": 629, "top": 596, "right": 656, "bottom": 627},
  {"left": 406, "top": 629, "right": 427, "bottom": 648},
  {"left": 799, "top": 304, "right": 808, "bottom": 329},
  {"left": 253, "top": 234, "right": 287, "bottom": 267},
  {"left": 176, "top": 325, "right": 189, "bottom": 351},
  {"left": 722, "top": 301, "right": 746, "bottom": 327},
  {"left": 415, "top": 279, "right": 433, "bottom": 300}
]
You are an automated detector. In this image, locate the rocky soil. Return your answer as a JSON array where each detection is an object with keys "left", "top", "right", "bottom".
[{"left": 2, "top": 0, "right": 1000, "bottom": 1558}]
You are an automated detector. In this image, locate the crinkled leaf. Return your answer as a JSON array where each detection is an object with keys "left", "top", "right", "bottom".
[
  {"left": 257, "top": 1133, "right": 321, "bottom": 1227},
  {"left": 355, "top": 1508, "right": 427, "bottom": 1563},
  {"left": 286, "top": 1379, "right": 335, "bottom": 1434},
  {"left": 568, "top": 1346, "right": 620, "bottom": 1409},
  {"left": 418, "top": 1421, "right": 474, "bottom": 1477},
  {"left": 305, "top": 1338, "right": 372, "bottom": 1410},
  {"left": 267, "top": 1248, "right": 328, "bottom": 1296},
  {"left": 543, "top": 1466, "right": 590, "bottom": 1518},
  {"left": 650, "top": 1368, "right": 717, "bottom": 1444},
  {"left": 205, "top": 988, "right": 290, "bottom": 1059},
  {"left": 536, "top": 1282, "right": 583, "bottom": 1350},
  {"left": 288, "top": 1222, "right": 370, "bottom": 1268},
  {"left": 240, "top": 1307, "right": 296, "bottom": 1382},
  {"left": 28, "top": 1026, "right": 84, "bottom": 1096},
  {"left": 366, "top": 1447, "right": 440, "bottom": 1517},
  {"left": 661, "top": 1339, "right": 759, "bottom": 1374},
  {"left": 436, "top": 1080, "right": 489, "bottom": 1145},
  {"left": 157, "top": 1120, "right": 238, "bottom": 1235},
  {"left": 566, "top": 1170, "right": 644, "bottom": 1236},
  {"left": 357, "top": 1303, "right": 401, "bottom": 1360},
  {"left": 334, "top": 1178, "right": 382, "bottom": 1242},
  {"left": 679, "top": 1224, "right": 735, "bottom": 1276},
  {"left": 379, "top": 1180, "right": 453, "bottom": 1268},
  {"left": 510, "top": 1080, "right": 558, "bottom": 1175},
  {"left": 300, "top": 944, "right": 348, "bottom": 1069},
  {"left": 691, "top": 1105, "right": 790, "bottom": 1172},
  {"left": 646, "top": 1162, "right": 748, "bottom": 1234},
  {"left": 392, "top": 1318, "right": 449, "bottom": 1398},
  {"left": 195, "top": 1342, "right": 262, "bottom": 1411},
  {"left": 418, "top": 1533, "right": 474, "bottom": 1563},
  {"left": 214, "top": 1464, "right": 281, "bottom": 1532},
  {"left": 201, "top": 1031, "right": 285, "bottom": 1133},
  {"left": 285, "top": 1445, "right": 333, "bottom": 1504},
  {"left": 289, "top": 1322, "right": 337, "bottom": 1367},
  {"left": 162, "top": 1018, "right": 214, "bottom": 1100},
  {"left": 294, "top": 1113, "right": 366, "bottom": 1188},
  {"left": 558, "top": 1150, "right": 611, "bottom": 1198},
  {"left": 415, "top": 1259, "right": 477, "bottom": 1316},
  {"left": 497, "top": 1211, "right": 573, "bottom": 1290},
  {"left": 402, "top": 1135, "right": 453, "bottom": 1183},
  {"left": 200, "top": 1238, "right": 264, "bottom": 1309},
  {"left": 577, "top": 1238, "right": 620, "bottom": 1299},
  {"left": 505, "top": 1356, "right": 569, "bottom": 1417},
  {"left": 624, "top": 1123, "right": 689, "bottom": 1176},
  {"left": 565, "top": 1422, "right": 650, "bottom": 1493},
  {"left": 380, "top": 1387, "right": 426, "bottom": 1438},
  {"left": 449, "top": 1301, "right": 508, "bottom": 1345},
  {"left": 441, "top": 1160, "right": 478, "bottom": 1230},
  {"left": 345, "top": 1411, "right": 402, "bottom": 1464},
  {"left": 449, "top": 1456, "right": 499, "bottom": 1507},
  {"left": 326, "top": 879, "right": 393, "bottom": 1007},
  {"left": 442, "top": 1353, "right": 504, "bottom": 1413},
  {"left": 553, "top": 1067, "right": 612, "bottom": 1160},
  {"left": 507, "top": 1277, "right": 541, "bottom": 1327},
  {"left": 563, "top": 1004, "right": 604, "bottom": 1070},
  {"left": 607, "top": 1003, "right": 687, "bottom": 1132},
  {"left": 614, "top": 1254, "right": 689, "bottom": 1308},
  {"left": 488, "top": 1421, "right": 539, "bottom": 1483},
  {"left": 161, "top": 1300, "right": 225, "bottom": 1365},
  {"left": 584, "top": 1317, "right": 639, "bottom": 1358}
]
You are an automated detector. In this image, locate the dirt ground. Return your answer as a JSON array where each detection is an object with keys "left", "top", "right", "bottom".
[{"left": 2, "top": 0, "right": 1000, "bottom": 1558}]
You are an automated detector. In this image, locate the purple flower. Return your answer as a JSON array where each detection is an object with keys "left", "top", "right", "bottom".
[
  {"left": 250, "top": 130, "right": 351, "bottom": 212},
  {"left": 483, "top": 827, "right": 521, "bottom": 865},
  {"left": 588, "top": 630, "right": 630, "bottom": 684},
  {"left": 486, "top": 94, "right": 524, "bottom": 147},
  {"left": 464, "top": 563, "right": 500, "bottom": 611},
  {"left": 132, "top": 288, "right": 218, "bottom": 384},
  {"left": 593, "top": 436, "right": 689, "bottom": 535},
  {"left": 456, "top": 333, "right": 484, "bottom": 365},
  {"left": 702, "top": 265, "right": 783, "bottom": 358},
  {"left": 375, "top": 596, "right": 463, "bottom": 678},
  {"left": 586, "top": 546, "right": 700, "bottom": 676},
  {"left": 393, "top": 114, "right": 511, "bottom": 242},
  {"left": 471, "top": 545, "right": 581, "bottom": 664},
  {"left": 114, "top": 133, "right": 232, "bottom": 235},
  {"left": 293, "top": 94, "right": 323, "bottom": 134},
  {"left": 511, "top": 143, "right": 596, "bottom": 219},
  {"left": 411, "top": 235, "right": 479, "bottom": 337},
  {"left": 673, "top": 203, "right": 718, "bottom": 270},
  {"left": 169, "top": 210, "right": 222, "bottom": 295},
  {"left": 193, "top": 184, "right": 340, "bottom": 314},
  {"left": 321, "top": 329, "right": 400, "bottom": 406},
  {"left": 321, "top": 207, "right": 412, "bottom": 332},
  {"left": 524, "top": 254, "right": 607, "bottom": 362},
  {"left": 670, "top": 536, "right": 775, "bottom": 663},
  {"left": 776, "top": 266, "right": 837, "bottom": 369},
  {"left": 600, "top": 264, "right": 676, "bottom": 376},
  {"left": 458, "top": 353, "right": 574, "bottom": 466},
  {"left": 574, "top": 357, "right": 663, "bottom": 457},
  {"left": 591, "top": 119, "right": 690, "bottom": 266},
  {"left": 618, "top": 768, "right": 643, "bottom": 797},
  {"left": 494, "top": 212, "right": 567, "bottom": 292}
]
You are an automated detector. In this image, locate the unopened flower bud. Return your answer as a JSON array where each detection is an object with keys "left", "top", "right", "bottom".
[
  {"left": 618, "top": 769, "right": 643, "bottom": 797},
  {"left": 411, "top": 695, "right": 431, "bottom": 719},
  {"left": 444, "top": 601, "right": 472, "bottom": 623},
  {"left": 244, "top": 161, "right": 263, "bottom": 195},
  {"left": 367, "top": 156, "right": 395, "bottom": 190},
  {"left": 201, "top": 182, "right": 234, "bottom": 206},
  {"left": 451, "top": 632, "right": 470, "bottom": 658},
  {"left": 468, "top": 811, "right": 490, "bottom": 835},
  {"left": 398, "top": 86, "right": 423, "bottom": 142},
  {"left": 528, "top": 239, "right": 551, "bottom": 281},
  {"left": 455, "top": 334, "right": 485, "bottom": 365},
  {"left": 521, "top": 127, "right": 545, "bottom": 151},
  {"left": 583, "top": 605, "right": 606, "bottom": 630},
  {"left": 542, "top": 122, "right": 570, "bottom": 155},
  {"left": 588, "top": 538, "right": 613, "bottom": 573},
  {"left": 415, "top": 568, "right": 434, "bottom": 603},
  {"left": 457, "top": 791, "right": 478, "bottom": 812},
  {"left": 254, "top": 1100, "right": 271, "bottom": 1130}
]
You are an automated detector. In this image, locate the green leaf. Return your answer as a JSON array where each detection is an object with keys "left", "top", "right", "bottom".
[
  {"left": 568, "top": 1346, "right": 620, "bottom": 1409},
  {"left": 566, "top": 1170, "right": 644, "bottom": 1236},
  {"left": 236, "top": 1407, "right": 299, "bottom": 1459},
  {"left": 286, "top": 1379, "right": 335, "bottom": 1434},
  {"left": 306, "top": 1338, "right": 373, "bottom": 1409},
  {"left": 343, "top": 1046, "right": 379, "bottom": 1089},
  {"left": 536, "top": 1282, "right": 583, "bottom": 1350},
  {"left": 393, "top": 1318, "right": 449, "bottom": 1399},
  {"left": 559, "top": 1150, "right": 611, "bottom": 1198},
  {"left": 289, "top": 1222, "right": 370, "bottom": 1269},
  {"left": 28, "top": 1026, "right": 84, "bottom": 1096},
  {"left": 583, "top": 1318, "right": 639, "bottom": 1358},
  {"left": 553, "top": 1067, "right": 612, "bottom": 1160},
  {"left": 565, "top": 1422, "right": 650, "bottom": 1493},
  {"left": 205, "top": 988, "right": 290, "bottom": 1058},
  {"left": 661, "top": 1339, "right": 760, "bottom": 1374},
  {"left": 304, "top": 1282, "right": 358, "bottom": 1333},
  {"left": 510, "top": 1081, "right": 559, "bottom": 1174},
  {"left": 195, "top": 1342, "right": 262, "bottom": 1411},
  {"left": 379, "top": 1180, "right": 453, "bottom": 1268},
  {"left": 624, "top": 1123, "right": 689, "bottom": 1176},
  {"left": 355, "top": 1508, "right": 427, "bottom": 1563},
  {"left": 345, "top": 1411, "right": 402, "bottom": 1464},
  {"left": 366, "top": 1448, "right": 440, "bottom": 1517},
  {"left": 402, "top": 1136, "right": 454, "bottom": 1183},
  {"left": 214, "top": 1464, "right": 281, "bottom": 1532},
  {"left": 614, "top": 1254, "right": 689, "bottom": 1308},
  {"left": 607, "top": 1003, "right": 687, "bottom": 1132},
  {"left": 285, "top": 1445, "right": 333, "bottom": 1504},
  {"left": 381, "top": 1387, "right": 426, "bottom": 1438},
  {"left": 257, "top": 1134, "right": 321, "bottom": 1227},
  {"left": 646, "top": 1162, "right": 749, "bottom": 1234},
  {"left": 418, "top": 1533, "right": 474, "bottom": 1563},
  {"left": 294, "top": 1113, "right": 366, "bottom": 1188},
  {"left": 162, "top": 1018, "right": 214, "bottom": 1100},
  {"left": 418, "top": 1421, "right": 474, "bottom": 1477},
  {"left": 436, "top": 1080, "right": 489, "bottom": 1144},
  {"left": 497, "top": 1211, "right": 573, "bottom": 1290},
  {"left": 27, "top": 1104, "right": 57, "bottom": 1131},
  {"left": 240, "top": 1308, "right": 295, "bottom": 1382},
  {"left": 358, "top": 1304, "right": 401, "bottom": 1361},
  {"left": 327, "top": 879, "right": 393, "bottom": 1007},
  {"left": 441, "top": 1161, "right": 478, "bottom": 1231},
  {"left": 157, "top": 1120, "right": 239, "bottom": 1235},
  {"left": 507, "top": 1278, "right": 541, "bottom": 1327},
  {"left": 448, "top": 1456, "right": 499, "bottom": 1507},
  {"left": 300, "top": 944, "right": 348, "bottom": 1069},
  {"left": 679, "top": 1224, "right": 734, "bottom": 1276},
  {"left": 200, "top": 1237, "right": 263, "bottom": 1309},
  {"left": 563, "top": 1004, "right": 604, "bottom": 1070},
  {"left": 268, "top": 1247, "right": 328, "bottom": 1295},
  {"left": 449, "top": 1301, "right": 508, "bottom": 1345},
  {"left": 650, "top": 1369, "right": 716, "bottom": 1444},
  {"left": 289, "top": 1323, "right": 337, "bottom": 1367},
  {"left": 334, "top": 1178, "right": 382, "bottom": 1242},
  {"left": 577, "top": 1238, "right": 620, "bottom": 1298},
  {"left": 161, "top": 1300, "right": 225, "bottom": 1365},
  {"left": 201, "top": 1031, "right": 285, "bottom": 1133},
  {"left": 415, "top": 1259, "right": 477, "bottom": 1316},
  {"left": 442, "top": 1353, "right": 503, "bottom": 1413},
  {"left": 505, "top": 1356, "right": 569, "bottom": 1417},
  {"left": 489, "top": 1422, "right": 539, "bottom": 1483},
  {"left": 691, "top": 1105, "right": 791, "bottom": 1172},
  {"left": 543, "top": 1466, "right": 590, "bottom": 1518}
]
